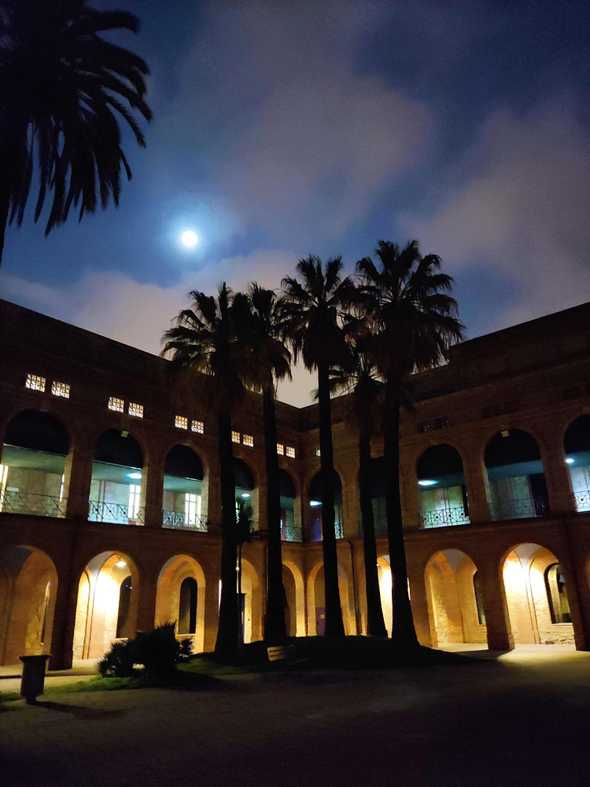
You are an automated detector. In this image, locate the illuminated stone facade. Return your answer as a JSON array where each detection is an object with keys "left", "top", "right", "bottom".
[{"left": 1, "top": 297, "right": 590, "bottom": 668}]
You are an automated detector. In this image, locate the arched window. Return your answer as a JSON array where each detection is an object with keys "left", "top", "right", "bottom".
[
  {"left": 178, "top": 577, "right": 198, "bottom": 635},
  {"left": 416, "top": 444, "right": 469, "bottom": 528},
  {"left": 544, "top": 564, "right": 571, "bottom": 624},
  {"left": 116, "top": 575, "right": 133, "bottom": 638},
  {"left": 473, "top": 571, "right": 486, "bottom": 625}
]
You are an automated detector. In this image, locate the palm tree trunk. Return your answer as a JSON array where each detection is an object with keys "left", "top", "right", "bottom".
[
  {"left": 263, "top": 382, "right": 287, "bottom": 643},
  {"left": 0, "top": 181, "right": 9, "bottom": 266},
  {"left": 317, "top": 362, "right": 345, "bottom": 637},
  {"left": 215, "top": 411, "right": 240, "bottom": 659},
  {"left": 383, "top": 378, "right": 419, "bottom": 650},
  {"left": 358, "top": 417, "right": 388, "bottom": 638}
]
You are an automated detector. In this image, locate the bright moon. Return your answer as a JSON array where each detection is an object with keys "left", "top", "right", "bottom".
[{"left": 180, "top": 229, "right": 199, "bottom": 249}]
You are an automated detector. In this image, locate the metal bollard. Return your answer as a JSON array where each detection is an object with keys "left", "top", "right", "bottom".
[{"left": 20, "top": 655, "right": 51, "bottom": 704}]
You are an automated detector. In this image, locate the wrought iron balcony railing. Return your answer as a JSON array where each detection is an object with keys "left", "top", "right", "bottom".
[
  {"left": 490, "top": 495, "right": 547, "bottom": 521},
  {"left": 0, "top": 490, "right": 67, "bottom": 518},
  {"left": 281, "top": 524, "right": 303, "bottom": 543},
  {"left": 574, "top": 489, "right": 590, "bottom": 513},
  {"left": 88, "top": 500, "right": 145, "bottom": 525},
  {"left": 421, "top": 506, "right": 470, "bottom": 529},
  {"left": 162, "top": 510, "right": 208, "bottom": 531}
]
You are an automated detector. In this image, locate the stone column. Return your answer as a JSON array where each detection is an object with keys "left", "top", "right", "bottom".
[
  {"left": 400, "top": 456, "right": 421, "bottom": 529},
  {"left": 143, "top": 449, "right": 164, "bottom": 529},
  {"left": 461, "top": 438, "right": 491, "bottom": 524},
  {"left": 48, "top": 559, "right": 82, "bottom": 670},
  {"left": 203, "top": 557, "right": 221, "bottom": 651},
  {"left": 136, "top": 567, "right": 158, "bottom": 633},
  {"left": 340, "top": 462, "right": 360, "bottom": 539},
  {"left": 408, "top": 558, "right": 432, "bottom": 646},
  {"left": 480, "top": 558, "right": 513, "bottom": 650},
  {"left": 64, "top": 445, "right": 93, "bottom": 521},
  {"left": 536, "top": 425, "right": 576, "bottom": 514},
  {"left": 559, "top": 522, "right": 590, "bottom": 651}
]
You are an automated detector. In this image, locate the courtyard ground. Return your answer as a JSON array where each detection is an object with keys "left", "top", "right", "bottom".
[{"left": 1, "top": 645, "right": 588, "bottom": 786}]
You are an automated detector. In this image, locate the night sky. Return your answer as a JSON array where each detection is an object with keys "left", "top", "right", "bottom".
[{"left": 1, "top": 0, "right": 589, "bottom": 405}]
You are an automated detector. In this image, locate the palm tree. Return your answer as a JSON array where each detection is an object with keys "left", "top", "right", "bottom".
[
  {"left": 330, "top": 327, "right": 388, "bottom": 638},
  {"left": 162, "top": 284, "right": 252, "bottom": 659},
  {"left": 243, "top": 283, "right": 292, "bottom": 644},
  {"left": 357, "top": 240, "right": 464, "bottom": 650},
  {"left": 281, "top": 256, "right": 355, "bottom": 638},
  {"left": 0, "top": 1, "right": 151, "bottom": 263}
]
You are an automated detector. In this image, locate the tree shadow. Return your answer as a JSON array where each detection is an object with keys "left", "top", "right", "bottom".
[{"left": 31, "top": 700, "right": 126, "bottom": 720}]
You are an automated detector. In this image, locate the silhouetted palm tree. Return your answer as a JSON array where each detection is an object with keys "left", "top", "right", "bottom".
[
  {"left": 330, "top": 326, "right": 388, "bottom": 638},
  {"left": 243, "top": 283, "right": 292, "bottom": 644},
  {"left": 0, "top": 1, "right": 151, "bottom": 263},
  {"left": 357, "top": 241, "right": 464, "bottom": 650},
  {"left": 162, "top": 284, "right": 253, "bottom": 659},
  {"left": 281, "top": 256, "right": 355, "bottom": 637}
]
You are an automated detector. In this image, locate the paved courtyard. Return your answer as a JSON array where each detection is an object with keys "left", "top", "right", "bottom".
[{"left": 1, "top": 646, "right": 589, "bottom": 786}]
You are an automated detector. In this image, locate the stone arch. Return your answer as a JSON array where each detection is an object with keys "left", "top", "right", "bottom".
[
  {"left": 279, "top": 468, "right": 302, "bottom": 542},
  {"left": 563, "top": 415, "right": 590, "bottom": 512},
  {"left": 72, "top": 551, "right": 141, "bottom": 660},
  {"left": 0, "top": 410, "right": 71, "bottom": 517},
  {"left": 282, "top": 560, "right": 305, "bottom": 636},
  {"left": 162, "top": 444, "right": 207, "bottom": 529},
  {"left": 0, "top": 545, "right": 58, "bottom": 665},
  {"left": 307, "top": 469, "right": 344, "bottom": 542},
  {"left": 424, "top": 549, "right": 485, "bottom": 647},
  {"left": 234, "top": 456, "right": 259, "bottom": 530},
  {"left": 501, "top": 543, "right": 574, "bottom": 645},
  {"left": 239, "top": 557, "right": 262, "bottom": 644},
  {"left": 484, "top": 429, "right": 549, "bottom": 520},
  {"left": 416, "top": 444, "right": 469, "bottom": 528},
  {"left": 155, "top": 554, "right": 207, "bottom": 653},
  {"left": 89, "top": 429, "right": 146, "bottom": 525},
  {"left": 306, "top": 560, "right": 354, "bottom": 636},
  {"left": 377, "top": 554, "right": 393, "bottom": 635}
]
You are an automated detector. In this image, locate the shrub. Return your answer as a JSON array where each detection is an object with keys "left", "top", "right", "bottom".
[
  {"left": 99, "top": 624, "right": 194, "bottom": 680},
  {"left": 98, "top": 641, "right": 135, "bottom": 678}
]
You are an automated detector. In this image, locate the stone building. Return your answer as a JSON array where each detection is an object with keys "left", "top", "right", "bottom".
[{"left": 1, "top": 297, "right": 590, "bottom": 668}]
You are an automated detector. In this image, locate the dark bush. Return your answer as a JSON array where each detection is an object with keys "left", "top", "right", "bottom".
[
  {"left": 99, "top": 623, "right": 194, "bottom": 680},
  {"left": 98, "top": 640, "right": 135, "bottom": 678}
]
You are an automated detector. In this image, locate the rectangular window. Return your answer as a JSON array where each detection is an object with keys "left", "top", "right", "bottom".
[
  {"left": 184, "top": 493, "right": 202, "bottom": 525},
  {"left": 232, "top": 431, "right": 241, "bottom": 444},
  {"left": 128, "top": 484, "right": 141, "bottom": 520},
  {"left": 242, "top": 434, "right": 254, "bottom": 447},
  {"left": 128, "top": 402, "right": 144, "bottom": 418},
  {"left": 51, "top": 381, "right": 70, "bottom": 399},
  {"left": 25, "top": 373, "right": 46, "bottom": 392},
  {"left": 108, "top": 396, "right": 125, "bottom": 413},
  {"left": 191, "top": 419, "right": 204, "bottom": 434},
  {"left": 276, "top": 443, "right": 284, "bottom": 456},
  {"left": 175, "top": 415, "right": 188, "bottom": 430},
  {"left": 286, "top": 445, "right": 296, "bottom": 458}
]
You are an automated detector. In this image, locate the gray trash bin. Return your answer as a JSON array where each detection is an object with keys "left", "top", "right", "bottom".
[{"left": 20, "top": 654, "right": 51, "bottom": 704}]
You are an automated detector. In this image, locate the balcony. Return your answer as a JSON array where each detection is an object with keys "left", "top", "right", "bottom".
[
  {"left": 490, "top": 495, "right": 547, "bottom": 521},
  {"left": 0, "top": 490, "right": 67, "bottom": 518},
  {"left": 574, "top": 489, "right": 590, "bottom": 513},
  {"left": 88, "top": 500, "right": 145, "bottom": 526},
  {"left": 281, "top": 524, "right": 303, "bottom": 543},
  {"left": 421, "top": 506, "right": 470, "bottom": 529},
  {"left": 162, "top": 510, "right": 208, "bottom": 532}
]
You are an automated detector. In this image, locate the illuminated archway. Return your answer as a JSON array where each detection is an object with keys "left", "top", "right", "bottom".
[
  {"left": 89, "top": 431, "right": 145, "bottom": 525},
  {"left": 485, "top": 430, "right": 548, "bottom": 520},
  {"left": 307, "top": 561, "right": 355, "bottom": 635},
  {"left": 0, "top": 546, "right": 58, "bottom": 665},
  {"left": 307, "top": 470, "right": 343, "bottom": 542},
  {"left": 73, "top": 551, "right": 140, "bottom": 660},
  {"left": 424, "top": 549, "right": 485, "bottom": 647},
  {"left": 417, "top": 445, "right": 469, "bottom": 528},
  {"left": 155, "top": 554, "right": 206, "bottom": 653},
  {"left": 282, "top": 561, "right": 306, "bottom": 636},
  {"left": 501, "top": 544, "right": 574, "bottom": 645},
  {"left": 163, "top": 445, "right": 206, "bottom": 530},
  {"left": 564, "top": 415, "right": 590, "bottom": 511},
  {"left": 377, "top": 555, "right": 393, "bottom": 635},
  {"left": 0, "top": 410, "right": 70, "bottom": 517}
]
